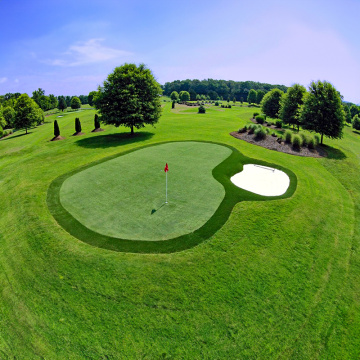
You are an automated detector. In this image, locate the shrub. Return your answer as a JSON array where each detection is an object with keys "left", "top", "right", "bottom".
[
  {"left": 265, "top": 127, "right": 271, "bottom": 134},
  {"left": 238, "top": 125, "right": 248, "bottom": 133},
  {"left": 285, "top": 130, "right": 292, "bottom": 143},
  {"left": 353, "top": 115, "right": 360, "bottom": 130},
  {"left": 94, "top": 114, "right": 100, "bottom": 129},
  {"left": 308, "top": 137, "right": 315, "bottom": 149},
  {"left": 75, "top": 117, "right": 82, "bottom": 133},
  {"left": 292, "top": 135, "right": 302, "bottom": 150},
  {"left": 271, "top": 132, "right": 277, "bottom": 137},
  {"left": 253, "top": 112, "right": 259, "bottom": 118},
  {"left": 54, "top": 120, "right": 60, "bottom": 137},
  {"left": 255, "top": 115, "right": 265, "bottom": 124},
  {"left": 254, "top": 127, "right": 266, "bottom": 140},
  {"left": 266, "top": 121, "right": 272, "bottom": 126},
  {"left": 300, "top": 133, "right": 308, "bottom": 147},
  {"left": 314, "top": 134, "right": 320, "bottom": 145},
  {"left": 228, "top": 105, "right": 232, "bottom": 109},
  {"left": 275, "top": 120, "right": 283, "bottom": 128},
  {"left": 248, "top": 124, "right": 257, "bottom": 134},
  {"left": 198, "top": 105, "right": 206, "bottom": 114}
]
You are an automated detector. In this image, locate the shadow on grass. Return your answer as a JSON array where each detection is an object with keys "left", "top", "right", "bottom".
[
  {"left": 75, "top": 131, "right": 154, "bottom": 149},
  {"left": 321, "top": 144, "right": 347, "bottom": 160},
  {"left": 353, "top": 130, "right": 360, "bottom": 135},
  {"left": 1, "top": 132, "right": 32, "bottom": 141}
]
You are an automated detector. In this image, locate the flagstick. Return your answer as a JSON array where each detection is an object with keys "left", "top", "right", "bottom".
[{"left": 165, "top": 170, "right": 168, "bottom": 204}]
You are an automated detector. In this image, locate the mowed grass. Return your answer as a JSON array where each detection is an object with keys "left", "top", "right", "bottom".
[
  {"left": 59, "top": 142, "right": 231, "bottom": 240},
  {"left": 0, "top": 102, "right": 359, "bottom": 358}
]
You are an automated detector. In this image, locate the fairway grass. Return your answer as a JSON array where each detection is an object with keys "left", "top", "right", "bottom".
[{"left": 0, "top": 102, "right": 359, "bottom": 358}]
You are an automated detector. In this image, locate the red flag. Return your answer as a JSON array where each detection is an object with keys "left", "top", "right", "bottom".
[{"left": 164, "top": 163, "right": 169, "bottom": 172}]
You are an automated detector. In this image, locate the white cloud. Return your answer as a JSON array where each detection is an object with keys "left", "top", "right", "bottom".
[
  {"left": 0, "top": 77, "right": 7, "bottom": 84},
  {"left": 45, "top": 38, "right": 132, "bottom": 67}
]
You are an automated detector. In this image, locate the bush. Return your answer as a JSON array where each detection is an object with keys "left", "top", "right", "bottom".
[
  {"left": 75, "top": 118, "right": 82, "bottom": 133},
  {"left": 248, "top": 124, "right": 257, "bottom": 134},
  {"left": 292, "top": 135, "right": 302, "bottom": 150},
  {"left": 94, "top": 114, "right": 100, "bottom": 129},
  {"left": 238, "top": 125, "right": 248, "bottom": 133},
  {"left": 308, "top": 137, "right": 315, "bottom": 149},
  {"left": 266, "top": 121, "right": 272, "bottom": 126},
  {"left": 314, "top": 134, "right": 320, "bottom": 145},
  {"left": 54, "top": 120, "right": 60, "bottom": 137},
  {"left": 198, "top": 105, "right": 206, "bottom": 114},
  {"left": 254, "top": 127, "right": 266, "bottom": 140},
  {"left": 275, "top": 120, "right": 283, "bottom": 128},
  {"left": 271, "top": 132, "right": 277, "bottom": 137},
  {"left": 253, "top": 112, "right": 259, "bottom": 118},
  {"left": 255, "top": 115, "right": 265, "bottom": 124},
  {"left": 265, "top": 127, "right": 270, "bottom": 134},
  {"left": 215, "top": 101, "right": 219, "bottom": 106},
  {"left": 228, "top": 105, "right": 232, "bottom": 109},
  {"left": 285, "top": 130, "right": 292, "bottom": 143},
  {"left": 352, "top": 115, "right": 360, "bottom": 130},
  {"left": 300, "top": 133, "right": 308, "bottom": 147}
]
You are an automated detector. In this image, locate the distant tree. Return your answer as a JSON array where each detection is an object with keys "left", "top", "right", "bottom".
[
  {"left": 75, "top": 117, "right": 82, "bottom": 133},
  {"left": 179, "top": 91, "right": 190, "bottom": 102},
  {"left": 247, "top": 89, "right": 257, "bottom": 104},
  {"left": 54, "top": 120, "right": 60, "bottom": 137},
  {"left": 58, "top": 97, "right": 67, "bottom": 112},
  {"left": 279, "top": 84, "right": 307, "bottom": 130},
  {"left": 170, "top": 91, "right": 179, "bottom": 101},
  {"left": 240, "top": 97, "right": 244, "bottom": 105},
  {"left": 94, "top": 63, "right": 162, "bottom": 135},
  {"left": 208, "top": 90, "right": 218, "bottom": 100},
  {"left": 261, "top": 88, "right": 284, "bottom": 118},
  {"left": 48, "top": 94, "right": 58, "bottom": 109},
  {"left": 189, "top": 89, "right": 197, "bottom": 101},
  {"left": 0, "top": 110, "right": 6, "bottom": 129},
  {"left": 343, "top": 105, "right": 352, "bottom": 124},
  {"left": 196, "top": 94, "right": 201, "bottom": 100},
  {"left": 94, "top": 114, "right": 100, "bottom": 129},
  {"left": 353, "top": 115, "right": 360, "bottom": 130},
  {"left": 13, "top": 94, "right": 41, "bottom": 134},
  {"left": 65, "top": 96, "right": 72, "bottom": 107},
  {"left": 2, "top": 106, "right": 15, "bottom": 128},
  {"left": 71, "top": 96, "right": 81, "bottom": 109},
  {"left": 79, "top": 95, "right": 88, "bottom": 104},
  {"left": 301, "top": 81, "right": 345, "bottom": 145},
  {"left": 350, "top": 105, "right": 360, "bottom": 119},
  {"left": 34, "top": 107, "right": 45, "bottom": 125},
  {"left": 233, "top": 97, "right": 236, "bottom": 104},
  {"left": 256, "top": 90, "right": 266, "bottom": 104},
  {"left": 88, "top": 91, "right": 98, "bottom": 106}
]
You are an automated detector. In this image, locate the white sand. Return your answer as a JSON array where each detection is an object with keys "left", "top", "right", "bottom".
[{"left": 231, "top": 164, "right": 290, "bottom": 196}]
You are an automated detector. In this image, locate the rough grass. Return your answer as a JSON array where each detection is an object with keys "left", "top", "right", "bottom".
[{"left": 0, "top": 103, "right": 359, "bottom": 358}]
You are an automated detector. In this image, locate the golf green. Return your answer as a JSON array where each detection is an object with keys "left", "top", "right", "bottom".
[{"left": 59, "top": 142, "right": 232, "bottom": 240}]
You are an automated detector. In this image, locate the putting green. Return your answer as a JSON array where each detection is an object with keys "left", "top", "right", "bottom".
[{"left": 59, "top": 142, "right": 232, "bottom": 240}]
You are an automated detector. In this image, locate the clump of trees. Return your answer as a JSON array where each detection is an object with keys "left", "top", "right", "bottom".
[{"left": 94, "top": 63, "right": 162, "bottom": 135}]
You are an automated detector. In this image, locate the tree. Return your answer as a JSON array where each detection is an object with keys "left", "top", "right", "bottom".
[
  {"left": 279, "top": 84, "right": 306, "bottom": 130},
  {"left": 350, "top": 105, "right": 360, "bottom": 119},
  {"left": 49, "top": 94, "right": 58, "bottom": 109},
  {"left": 94, "top": 114, "right": 100, "bottom": 129},
  {"left": 179, "top": 91, "right": 190, "bottom": 102},
  {"left": 75, "top": 117, "right": 82, "bottom": 133},
  {"left": 54, "top": 120, "right": 60, "bottom": 137},
  {"left": 247, "top": 89, "right": 257, "bottom": 104},
  {"left": 2, "top": 106, "right": 15, "bottom": 128},
  {"left": 256, "top": 90, "right": 265, "bottom": 104},
  {"left": 343, "top": 105, "right": 352, "bottom": 124},
  {"left": 261, "top": 88, "right": 284, "bottom": 118},
  {"left": 58, "top": 96, "right": 67, "bottom": 112},
  {"left": 13, "top": 94, "right": 41, "bottom": 134},
  {"left": 170, "top": 91, "right": 179, "bottom": 101},
  {"left": 88, "top": 91, "right": 98, "bottom": 106},
  {"left": 301, "top": 81, "right": 345, "bottom": 145},
  {"left": 189, "top": 89, "right": 197, "bottom": 101},
  {"left": 352, "top": 115, "right": 360, "bottom": 130},
  {"left": 71, "top": 96, "right": 81, "bottom": 109},
  {"left": 94, "top": 63, "right": 162, "bottom": 135}
]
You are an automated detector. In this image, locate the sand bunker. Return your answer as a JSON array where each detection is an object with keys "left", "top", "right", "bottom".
[{"left": 231, "top": 164, "right": 290, "bottom": 196}]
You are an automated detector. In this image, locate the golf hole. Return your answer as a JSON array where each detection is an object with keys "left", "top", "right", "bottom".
[{"left": 231, "top": 164, "right": 290, "bottom": 196}]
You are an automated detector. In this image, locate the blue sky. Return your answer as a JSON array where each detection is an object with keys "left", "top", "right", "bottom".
[{"left": 0, "top": 0, "right": 359, "bottom": 103}]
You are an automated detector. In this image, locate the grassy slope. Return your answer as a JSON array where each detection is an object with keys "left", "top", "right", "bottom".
[{"left": 0, "top": 104, "right": 358, "bottom": 359}]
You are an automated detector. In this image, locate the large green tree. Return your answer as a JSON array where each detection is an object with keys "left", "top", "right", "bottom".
[
  {"left": 261, "top": 88, "right": 284, "bottom": 118},
  {"left": 301, "top": 81, "right": 345, "bottom": 145},
  {"left": 71, "top": 96, "right": 81, "bottom": 109},
  {"left": 95, "top": 63, "right": 162, "bottom": 135},
  {"left": 13, "top": 94, "right": 42, "bottom": 134},
  {"left": 279, "top": 84, "right": 307, "bottom": 130},
  {"left": 247, "top": 89, "right": 257, "bottom": 104}
]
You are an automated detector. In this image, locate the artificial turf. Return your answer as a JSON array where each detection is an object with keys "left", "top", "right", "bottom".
[{"left": 0, "top": 102, "right": 359, "bottom": 358}]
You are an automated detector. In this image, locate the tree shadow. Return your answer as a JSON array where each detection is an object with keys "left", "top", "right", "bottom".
[
  {"left": 75, "top": 131, "right": 154, "bottom": 149},
  {"left": 353, "top": 130, "right": 360, "bottom": 135},
  {"left": 1, "top": 132, "right": 32, "bottom": 141},
  {"left": 321, "top": 144, "right": 347, "bottom": 160}
]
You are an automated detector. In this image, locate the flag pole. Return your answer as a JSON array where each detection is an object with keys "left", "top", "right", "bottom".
[
  {"left": 165, "top": 170, "right": 168, "bottom": 204},
  {"left": 164, "top": 163, "right": 168, "bottom": 204}
]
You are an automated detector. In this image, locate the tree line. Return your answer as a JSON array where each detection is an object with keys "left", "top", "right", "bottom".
[{"left": 163, "top": 79, "right": 288, "bottom": 101}]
